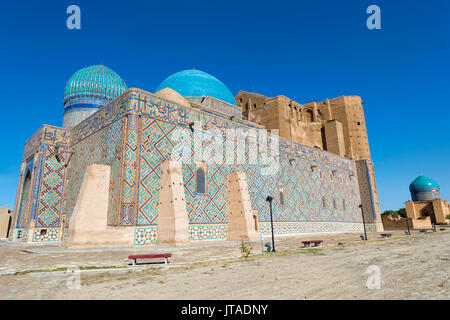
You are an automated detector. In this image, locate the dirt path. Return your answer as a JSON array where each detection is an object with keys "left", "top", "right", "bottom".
[{"left": 1, "top": 232, "right": 448, "bottom": 299}]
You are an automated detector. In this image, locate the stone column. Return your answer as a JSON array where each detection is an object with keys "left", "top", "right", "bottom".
[
  {"left": 156, "top": 160, "right": 191, "bottom": 246},
  {"left": 226, "top": 171, "right": 259, "bottom": 241},
  {"left": 66, "top": 164, "right": 131, "bottom": 248}
]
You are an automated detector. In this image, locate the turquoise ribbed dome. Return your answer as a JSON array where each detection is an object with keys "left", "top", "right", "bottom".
[
  {"left": 63, "top": 65, "right": 128, "bottom": 108},
  {"left": 409, "top": 176, "right": 440, "bottom": 191},
  {"left": 156, "top": 70, "right": 236, "bottom": 105}
]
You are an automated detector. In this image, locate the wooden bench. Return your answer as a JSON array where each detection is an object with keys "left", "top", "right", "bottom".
[
  {"left": 380, "top": 233, "right": 392, "bottom": 238},
  {"left": 128, "top": 253, "right": 172, "bottom": 265},
  {"left": 302, "top": 240, "right": 323, "bottom": 248}
]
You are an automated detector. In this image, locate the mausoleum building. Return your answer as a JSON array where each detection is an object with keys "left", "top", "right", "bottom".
[{"left": 8, "top": 65, "right": 383, "bottom": 246}]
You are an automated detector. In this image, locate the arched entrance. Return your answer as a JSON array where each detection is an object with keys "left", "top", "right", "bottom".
[
  {"left": 420, "top": 203, "right": 436, "bottom": 224},
  {"left": 17, "top": 169, "right": 32, "bottom": 228}
]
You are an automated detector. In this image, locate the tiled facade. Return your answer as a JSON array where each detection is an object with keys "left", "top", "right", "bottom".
[{"left": 10, "top": 88, "right": 379, "bottom": 245}]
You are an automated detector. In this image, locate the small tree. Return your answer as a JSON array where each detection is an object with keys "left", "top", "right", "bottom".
[
  {"left": 382, "top": 208, "right": 407, "bottom": 218},
  {"left": 382, "top": 210, "right": 397, "bottom": 216},
  {"left": 397, "top": 208, "right": 407, "bottom": 218}
]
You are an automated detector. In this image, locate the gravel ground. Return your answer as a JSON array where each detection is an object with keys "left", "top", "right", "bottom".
[{"left": 0, "top": 231, "right": 448, "bottom": 300}]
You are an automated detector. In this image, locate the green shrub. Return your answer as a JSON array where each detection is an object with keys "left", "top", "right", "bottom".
[{"left": 240, "top": 241, "right": 253, "bottom": 258}]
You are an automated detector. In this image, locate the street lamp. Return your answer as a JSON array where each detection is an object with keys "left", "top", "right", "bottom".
[
  {"left": 405, "top": 215, "right": 411, "bottom": 235},
  {"left": 266, "top": 196, "right": 275, "bottom": 252},
  {"left": 359, "top": 204, "right": 368, "bottom": 241}
]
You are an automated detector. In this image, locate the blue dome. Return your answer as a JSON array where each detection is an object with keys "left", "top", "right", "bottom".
[
  {"left": 62, "top": 65, "right": 127, "bottom": 128},
  {"left": 63, "top": 65, "right": 128, "bottom": 109},
  {"left": 409, "top": 176, "right": 440, "bottom": 191},
  {"left": 156, "top": 70, "right": 236, "bottom": 105}
]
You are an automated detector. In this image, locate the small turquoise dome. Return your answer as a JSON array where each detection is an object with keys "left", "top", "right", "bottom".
[
  {"left": 63, "top": 65, "right": 128, "bottom": 109},
  {"left": 409, "top": 176, "right": 440, "bottom": 191},
  {"left": 156, "top": 70, "right": 236, "bottom": 105}
]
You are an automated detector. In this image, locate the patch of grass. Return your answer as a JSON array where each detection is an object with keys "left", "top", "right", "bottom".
[
  {"left": 13, "top": 265, "right": 127, "bottom": 276},
  {"left": 299, "top": 248, "right": 325, "bottom": 256},
  {"left": 79, "top": 266, "right": 126, "bottom": 271},
  {"left": 82, "top": 267, "right": 164, "bottom": 285},
  {"left": 14, "top": 267, "right": 68, "bottom": 276}
]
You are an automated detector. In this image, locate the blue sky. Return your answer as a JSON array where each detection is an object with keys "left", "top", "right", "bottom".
[{"left": 1, "top": 0, "right": 449, "bottom": 212}]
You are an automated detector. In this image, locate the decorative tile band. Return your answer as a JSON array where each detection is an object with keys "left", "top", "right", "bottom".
[
  {"left": 134, "top": 227, "right": 157, "bottom": 245},
  {"left": 189, "top": 224, "right": 228, "bottom": 240},
  {"left": 16, "top": 229, "right": 28, "bottom": 242},
  {"left": 133, "top": 222, "right": 370, "bottom": 245},
  {"left": 32, "top": 228, "right": 60, "bottom": 242},
  {"left": 258, "top": 221, "right": 367, "bottom": 236},
  {"left": 134, "top": 224, "right": 228, "bottom": 245},
  {"left": 365, "top": 223, "right": 377, "bottom": 233}
]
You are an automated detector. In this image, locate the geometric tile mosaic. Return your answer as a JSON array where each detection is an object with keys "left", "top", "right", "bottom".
[
  {"left": 258, "top": 221, "right": 365, "bottom": 235},
  {"left": 15, "top": 229, "right": 28, "bottom": 242},
  {"left": 134, "top": 227, "right": 157, "bottom": 245},
  {"left": 62, "top": 118, "right": 125, "bottom": 226},
  {"left": 32, "top": 228, "right": 60, "bottom": 242},
  {"left": 137, "top": 115, "right": 363, "bottom": 228},
  {"left": 134, "top": 224, "right": 228, "bottom": 245},
  {"left": 120, "top": 115, "right": 139, "bottom": 226},
  {"left": 36, "top": 147, "right": 66, "bottom": 227},
  {"left": 189, "top": 224, "right": 227, "bottom": 240}
]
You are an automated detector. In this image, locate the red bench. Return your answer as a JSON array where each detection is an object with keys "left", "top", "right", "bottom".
[
  {"left": 128, "top": 253, "right": 172, "bottom": 265},
  {"left": 419, "top": 229, "right": 427, "bottom": 233},
  {"left": 302, "top": 240, "right": 323, "bottom": 247},
  {"left": 380, "top": 233, "right": 392, "bottom": 238}
]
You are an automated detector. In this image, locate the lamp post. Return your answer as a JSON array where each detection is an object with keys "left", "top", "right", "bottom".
[
  {"left": 266, "top": 196, "right": 275, "bottom": 252},
  {"left": 359, "top": 204, "right": 368, "bottom": 241},
  {"left": 405, "top": 215, "right": 411, "bottom": 235}
]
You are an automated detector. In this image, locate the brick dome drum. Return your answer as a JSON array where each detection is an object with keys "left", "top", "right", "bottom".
[{"left": 409, "top": 175, "right": 441, "bottom": 201}]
